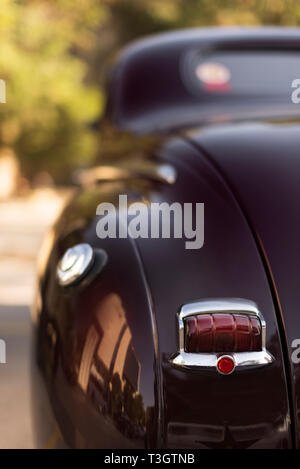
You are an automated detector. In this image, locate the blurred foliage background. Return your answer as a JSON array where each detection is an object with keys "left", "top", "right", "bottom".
[{"left": 0, "top": 0, "right": 299, "bottom": 185}]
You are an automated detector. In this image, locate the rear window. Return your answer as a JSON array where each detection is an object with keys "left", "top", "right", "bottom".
[{"left": 184, "top": 49, "right": 300, "bottom": 98}]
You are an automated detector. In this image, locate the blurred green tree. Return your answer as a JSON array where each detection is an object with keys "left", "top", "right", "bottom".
[{"left": 0, "top": 0, "right": 104, "bottom": 182}]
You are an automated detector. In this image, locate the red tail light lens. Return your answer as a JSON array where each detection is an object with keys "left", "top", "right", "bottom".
[
  {"left": 184, "top": 313, "right": 262, "bottom": 353},
  {"left": 217, "top": 356, "right": 235, "bottom": 375}
]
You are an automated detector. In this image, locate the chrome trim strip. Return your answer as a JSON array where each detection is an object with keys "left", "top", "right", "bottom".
[
  {"left": 171, "top": 350, "right": 273, "bottom": 369},
  {"left": 75, "top": 162, "right": 177, "bottom": 186},
  {"left": 169, "top": 298, "right": 274, "bottom": 371}
]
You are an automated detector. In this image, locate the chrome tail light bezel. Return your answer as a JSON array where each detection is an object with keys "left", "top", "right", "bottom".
[{"left": 169, "top": 298, "right": 274, "bottom": 372}]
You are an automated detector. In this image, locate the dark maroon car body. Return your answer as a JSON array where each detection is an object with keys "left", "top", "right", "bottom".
[{"left": 31, "top": 28, "right": 300, "bottom": 449}]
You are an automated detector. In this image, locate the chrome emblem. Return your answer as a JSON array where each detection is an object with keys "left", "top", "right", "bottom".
[
  {"left": 169, "top": 298, "right": 274, "bottom": 374},
  {"left": 57, "top": 243, "right": 95, "bottom": 287}
]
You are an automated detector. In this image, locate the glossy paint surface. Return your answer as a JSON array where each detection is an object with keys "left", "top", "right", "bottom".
[
  {"left": 134, "top": 139, "right": 292, "bottom": 448},
  {"left": 33, "top": 134, "right": 293, "bottom": 448},
  {"left": 191, "top": 122, "right": 300, "bottom": 447},
  {"left": 32, "top": 189, "right": 162, "bottom": 448}
]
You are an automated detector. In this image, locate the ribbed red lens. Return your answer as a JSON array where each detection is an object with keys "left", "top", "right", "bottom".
[
  {"left": 196, "top": 314, "right": 214, "bottom": 352},
  {"left": 250, "top": 316, "right": 261, "bottom": 351},
  {"left": 214, "top": 314, "right": 235, "bottom": 352},
  {"left": 184, "top": 313, "right": 262, "bottom": 353},
  {"left": 217, "top": 356, "right": 235, "bottom": 375}
]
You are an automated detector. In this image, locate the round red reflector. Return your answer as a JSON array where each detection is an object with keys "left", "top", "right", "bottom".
[{"left": 217, "top": 355, "right": 235, "bottom": 375}]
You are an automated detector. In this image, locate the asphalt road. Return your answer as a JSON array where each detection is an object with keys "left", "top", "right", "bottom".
[{"left": 0, "top": 190, "right": 67, "bottom": 448}]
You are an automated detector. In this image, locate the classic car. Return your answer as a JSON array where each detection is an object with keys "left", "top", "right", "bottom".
[{"left": 31, "top": 27, "right": 300, "bottom": 449}]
